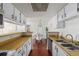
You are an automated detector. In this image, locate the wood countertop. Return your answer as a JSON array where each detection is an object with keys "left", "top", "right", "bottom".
[
  {"left": 0, "top": 32, "right": 22, "bottom": 37},
  {"left": 0, "top": 36, "right": 31, "bottom": 51},
  {"left": 49, "top": 36, "right": 79, "bottom": 56}
]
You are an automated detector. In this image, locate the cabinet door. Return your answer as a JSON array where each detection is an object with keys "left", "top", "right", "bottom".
[
  {"left": 65, "top": 3, "right": 77, "bottom": 19},
  {"left": 53, "top": 41, "right": 68, "bottom": 56},
  {"left": 48, "top": 39, "right": 52, "bottom": 52},
  {"left": 23, "top": 42, "right": 28, "bottom": 56},
  {"left": 15, "top": 47, "right": 23, "bottom": 56},
  {"left": 52, "top": 41, "right": 58, "bottom": 56},
  {"left": 57, "top": 46, "right": 68, "bottom": 56},
  {"left": 22, "top": 45, "right": 27, "bottom": 56},
  {"left": 29, "top": 38, "right": 32, "bottom": 51},
  {"left": 21, "top": 14, "right": 26, "bottom": 25},
  {"left": 14, "top": 8, "right": 21, "bottom": 24},
  {"left": 26, "top": 39, "right": 32, "bottom": 56},
  {"left": 3, "top": 3, "right": 14, "bottom": 20},
  {"left": 26, "top": 41, "right": 29, "bottom": 56},
  {"left": 23, "top": 43, "right": 27, "bottom": 56},
  {"left": 24, "top": 43, "right": 28, "bottom": 56},
  {"left": 58, "top": 9, "right": 64, "bottom": 21},
  {"left": 0, "top": 3, "right": 3, "bottom": 10}
]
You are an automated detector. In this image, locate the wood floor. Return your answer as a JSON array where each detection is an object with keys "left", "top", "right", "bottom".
[{"left": 29, "top": 40, "right": 52, "bottom": 56}]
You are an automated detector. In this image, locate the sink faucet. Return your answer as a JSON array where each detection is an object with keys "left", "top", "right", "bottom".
[{"left": 65, "top": 34, "right": 73, "bottom": 43}]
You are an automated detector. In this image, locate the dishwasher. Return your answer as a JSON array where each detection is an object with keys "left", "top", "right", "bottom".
[{"left": 47, "top": 38, "right": 52, "bottom": 54}]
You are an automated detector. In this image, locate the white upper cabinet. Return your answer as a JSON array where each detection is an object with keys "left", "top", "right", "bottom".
[
  {"left": 57, "top": 9, "right": 64, "bottom": 21},
  {"left": 21, "top": 14, "right": 26, "bottom": 25},
  {"left": 57, "top": 9, "right": 65, "bottom": 28},
  {"left": 57, "top": 3, "right": 78, "bottom": 28},
  {"left": 64, "top": 3, "right": 77, "bottom": 20},
  {"left": 57, "top": 3, "right": 79, "bottom": 21},
  {"left": 14, "top": 8, "right": 21, "bottom": 24},
  {"left": 3, "top": 3, "right": 14, "bottom": 20},
  {"left": 0, "top": 3, "right": 3, "bottom": 10},
  {"left": 0, "top": 3, "right": 1, "bottom": 9}
]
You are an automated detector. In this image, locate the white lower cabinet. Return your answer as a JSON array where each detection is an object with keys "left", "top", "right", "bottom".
[
  {"left": 7, "top": 50, "right": 16, "bottom": 56},
  {"left": 52, "top": 41, "right": 68, "bottom": 56},
  {"left": 9, "top": 38, "right": 32, "bottom": 56},
  {"left": 52, "top": 41, "right": 58, "bottom": 56},
  {"left": 26, "top": 38, "right": 32, "bottom": 56},
  {"left": 22, "top": 44, "right": 27, "bottom": 56},
  {"left": 57, "top": 45, "right": 68, "bottom": 56},
  {"left": 14, "top": 47, "right": 23, "bottom": 56}
]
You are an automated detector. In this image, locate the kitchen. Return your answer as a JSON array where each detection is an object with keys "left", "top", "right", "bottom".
[{"left": 0, "top": 3, "right": 79, "bottom": 56}]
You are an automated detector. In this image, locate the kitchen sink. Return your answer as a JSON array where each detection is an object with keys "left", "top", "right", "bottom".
[
  {"left": 56, "top": 40, "right": 79, "bottom": 51},
  {"left": 68, "top": 46, "right": 79, "bottom": 50},
  {"left": 61, "top": 43, "right": 73, "bottom": 47},
  {"left": 61, "top": 43, "right": 79, "bottom": 51},
  {"left": 56, "top": 40, "right": 67, "bottom": 43}
]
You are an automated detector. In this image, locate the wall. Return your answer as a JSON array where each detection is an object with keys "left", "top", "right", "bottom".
[
  {"left": 47, "top": 15, "right": 57, "bottom": 32},
  {"left": 26, "top": 18, "right": 38, "bottom": 32},
  {"left": 26, "top": 17, "right": 48, "bottom": 32},
  {"left": 47, "top": 10, "right": 79, "bottom": 41},
  {"left": 62, "top": 16, "right": 79, "bottom": 41},
  {"left": 26, "top": 17, "right": 49, "bottom": 39}
]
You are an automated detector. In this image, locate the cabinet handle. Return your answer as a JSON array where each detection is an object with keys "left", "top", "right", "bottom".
[
  {"left": 62, "top": 15, "right": 63, "bottom": 18},
  {"left": 55, "top": 46, "right": 58, "bottom": 55},
  {"left": 64, "top": 13, "right": 66, "bottom": 17},
  {"left": 20, "top": 20, "right": 21, "bottom": 23},
  {"left": 15, "top": 16, "right": 17, "bottom": 20},
  {"left": 0, "top": 3, "right": 3, "bottom": 10},
  {"left": 11, "top": 14, "right": 14, "bottom": 19},
  {"left": 56, "top": 48, "right": 58, "bottom": 53}
]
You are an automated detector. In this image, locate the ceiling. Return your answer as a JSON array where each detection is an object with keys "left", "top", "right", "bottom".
[
  {"left": 13, "top": 3, "right": 67, "bottom": 18},
  {"left": 31, "top": 3, "right": 49, "bottom": 12}
]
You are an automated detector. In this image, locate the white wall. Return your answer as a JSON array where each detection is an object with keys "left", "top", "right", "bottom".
[
  {"left": 26, "top": 17, "right": 49, "bottom": 39},
  {"left": 47, "top": 12, "right": 79, "bottom": 41},
  {"left": 26, "top": 18, "right": 38, "bottom": 32},
  {"left": 16, "top": 25, "right": 25, "bottom": 32},
  {"left": 62, "top": 16, "right": 79, "bottom": 41},
  {"left": 47, "top": 15, "right": 57, "bottom": 32},
  {"left": 26, "top": 17, "right": 48, "bottom": 32}
]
